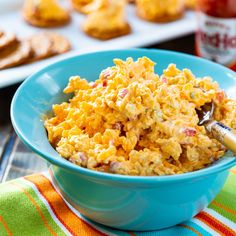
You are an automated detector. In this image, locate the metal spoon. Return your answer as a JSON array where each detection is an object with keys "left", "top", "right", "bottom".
[{"left": 196, "top": 102, "right": 236, "bottom": 153}]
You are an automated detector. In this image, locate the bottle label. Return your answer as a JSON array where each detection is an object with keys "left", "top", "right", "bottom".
[{"left": 196, "top": 12, "right": 236, "bottom": 68}]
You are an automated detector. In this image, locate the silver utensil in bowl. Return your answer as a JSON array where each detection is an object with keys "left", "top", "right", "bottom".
[{"left": 196, "top": 102, "right": 236, "bottom": 153}]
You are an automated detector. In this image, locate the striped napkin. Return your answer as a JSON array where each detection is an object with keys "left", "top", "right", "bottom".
[{"left": 0, "top": 168, "right": 236, "bottom": 236}]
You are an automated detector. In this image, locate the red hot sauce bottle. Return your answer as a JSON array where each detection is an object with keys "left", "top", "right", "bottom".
[{"left": 196, "top": 0, "right": 236, "bottom": 71}]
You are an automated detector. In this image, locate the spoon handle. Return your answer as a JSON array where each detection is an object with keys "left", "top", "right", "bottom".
[{"left": 205, "top": 120, "right": 236, "bottom": 153}]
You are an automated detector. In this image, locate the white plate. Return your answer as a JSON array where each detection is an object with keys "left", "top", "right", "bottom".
[{"left": 0, "top": 1, "right": 197, "bottom": 88}]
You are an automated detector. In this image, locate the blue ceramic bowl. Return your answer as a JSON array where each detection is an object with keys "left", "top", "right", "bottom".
[{"left": 11, "top": 49, "right": 236, "bottom": 231}]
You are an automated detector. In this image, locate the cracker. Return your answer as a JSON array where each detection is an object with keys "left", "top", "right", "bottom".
[
  {"left": 185, "top": 0, "right": 196, "bottom": 9},
  {"left": 23, "top": 13, "right": 70, "bottom": 28},
  {"left": 22, "top": 0, "right": 70, "bottom": 28},
  {"left": 44, "top": 32, "right": 71, "bottom": 54},
  {"left": 27, "top": 33, "right": 52, "bottom": 61},
  {"left": 71, "top": 0, "right": 93, "bottom": 14},
  {"left": 0, "top": 41, "right": 31, "bottom": 70},
  {"left": 137, "top": 9, "right": 183, "bottom": 22},
  {"left": 83, "top": 23, "right": 131, "bottom": 40},
  {"left": 0, "top": 32, "right": 18, "bottom": 51}
]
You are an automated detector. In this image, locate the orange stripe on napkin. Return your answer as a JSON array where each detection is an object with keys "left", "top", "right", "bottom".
[
  {"left": 212, "top": 200, "right": 236, "bottom": 216},
  {"left": 0, "top": 215, "right": 13, "bottom": 236},
  {"left": 11, "top": 182, "right": 57, "bottom": 236},
  {"left": 196, "top": 211, "right": 236, "bottom": 236},
  {"left": 230, "top": 169, "right": 236, "bottom": 175},
  {"left": 179, "top": 223, "right": 202, "bottom": 236},
  {"left": 25, "top": 175, "right": 106, "bottom": 236}
]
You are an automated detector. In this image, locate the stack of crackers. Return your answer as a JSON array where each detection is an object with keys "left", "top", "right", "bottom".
[
  {"left": 0, "top": 31, "right": 31, "bottom": 70},
  {"left": 0, "top": 31, "right": 71, "bottom": 70}
]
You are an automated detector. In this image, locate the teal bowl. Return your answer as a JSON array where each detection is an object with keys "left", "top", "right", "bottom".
[{"left": 11, "top": 49, "right": 236, "bottom": 231}]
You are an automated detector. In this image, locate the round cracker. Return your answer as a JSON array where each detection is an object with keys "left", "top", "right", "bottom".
[
  {"left": 0, "top": 32, "right": 18, "bottom": 50},
  {"left": 71, "top": 0, "right": 98, "bottom": 14},
  {"left": 44, "top": 32, "right": 71, "bottom": 54},
  {"left": 22, "top": 8, "right": 70, "bottom": 28},
  {"left": 0, "top": 41, "right": 31, "bottom": 70},
  {"left": 83, "top": 22, "right": 131, "bottom": 40},
  {"left": 27, "top": 33, "right": 52, "bottom": 61},
  {"left": 23, "top": 14, "right": 70, "bottom": 28}
]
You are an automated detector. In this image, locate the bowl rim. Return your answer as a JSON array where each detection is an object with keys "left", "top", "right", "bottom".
[{"left": 11, "top": 48, "right": 236, "bottom": 183}]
